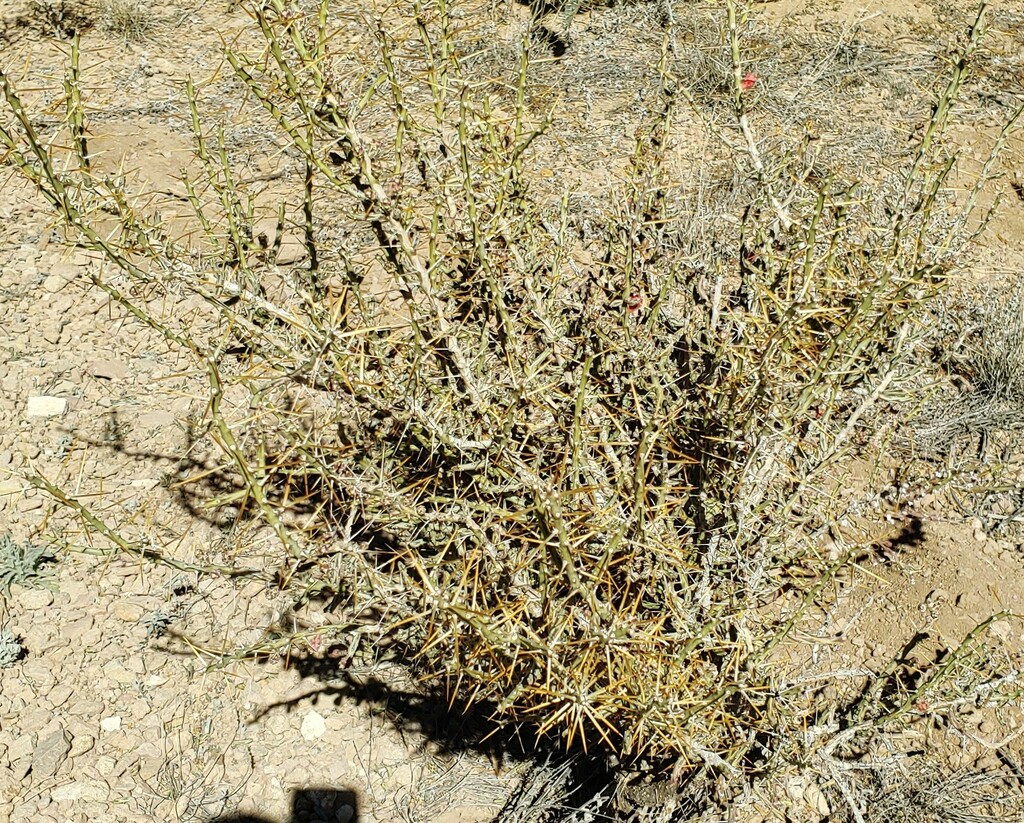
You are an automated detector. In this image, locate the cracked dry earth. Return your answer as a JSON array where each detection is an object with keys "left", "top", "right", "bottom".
[
  {"left": 2, "top": 1, "right": 1024, "bottom": 823},
  {"left": 0, "top": 230, "right": 515, "bottom": 823}
]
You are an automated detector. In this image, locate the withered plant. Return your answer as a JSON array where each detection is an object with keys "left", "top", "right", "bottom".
[{"left": 2, "top": 0, "right": 1021, "bottom": 794}]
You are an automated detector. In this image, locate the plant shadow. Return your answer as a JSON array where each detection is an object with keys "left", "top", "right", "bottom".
[
  {"left": 160, "top": 623, "right": 623, "bottom": 820},
  {"left": 211, "top": 787, "right": 358, "bottom": 823}
]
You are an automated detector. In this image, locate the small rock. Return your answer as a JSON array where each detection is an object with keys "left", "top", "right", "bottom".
[
  {"left": 129, "top": 477, "right": 159, "bottom": 490},
  {"left": 42, "top": 274, "right": 66, "bottom": 293},
  {"left": 11, "top": 755, "right": 32, "bottom": 782},
  {"left": 79, "top": 780, "right": 110, "bottom": 802},
  {"left": 324, "top": 713, "right": 347, "bottom": 733},
  {"left": 300, "top": 711, "right": 327, "bottom": 741},
  {"left": 45, "top": 685, "right": 74, "bottom": 710},
  {"left": 87, "top": 360, "right": 128, "bottom": 381},
  {"left": 22, "top": 708, "right": 55, "bottom": 736},
  {"left": 101, "top": 660, "right": 135, "bottom": 685},
  {"left": 3, "top": 698, "right": 28, "bottom": 719},
  {"left": 51, "top": 781, "right": 85, "bottom": 802},
  {"left": 50, "top": 294, "right": 74, "bottom": 316},
  {"left": 7, "top": 735, "right": 35, "bottom": 765},
  {"left": 68, "top": 733, "right": 94, "bottom": 758},
  {"left": 15, "top": 588, "right": 55, "bottom": 610},
  {"left": 99, "top": 717, "right": 122, "bottom": 733},
  {"left": 124, "top": 657, "right": 146, "bottom": 675},
  {"left": 31, "top": 728, "right": 72, "bottom": 778},
  {"left": 63, "top": 615, "right": 95, "bottom": 641},
  {"left": 110, "top": 751, "right": 140, "bottom": 777},
  {"left": 971, "top": 518, "right": 988, "bottom": 542},
  {"left": 128, "top": 698, "right": 151, "bottom": 719},
  {"left": 325, "top": 754, "right": 351, "bottom": 785},
  {"left": 26, "top": 396, "right": 67, "bottom": 418},
  {"left": 111, "top": 602, "right": 144, "bottom": 622},
  {"left": 19, "top": 660, "right": 56, "bottom": 690}
]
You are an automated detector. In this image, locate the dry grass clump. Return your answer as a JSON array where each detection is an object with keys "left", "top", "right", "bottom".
[
  {"left": 910, "top": 279, "right": 1024, "bottom": 536},
  {"left": 920, "top": 282, "right": 1024, "bottom": 444},
  {"left": 966, "top": 284, "right": 1024, "bottom": 405},
  {"left": 100, "top": 0, "right": 155, "bottom": 42},
  {"left": 1, "top": 0, "right": 1021, "bottom": 800},
  {"left": 832, "top": 760, "right": 1024, "bottom": 823}
]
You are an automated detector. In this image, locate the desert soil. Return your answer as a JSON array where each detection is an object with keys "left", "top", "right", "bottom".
[{"left": 1, "top": 1, "right": 1024, "bottom": 822}]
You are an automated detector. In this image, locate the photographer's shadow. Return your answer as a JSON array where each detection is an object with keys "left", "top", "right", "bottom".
[{"left": 212, "top": 787, "right": 358, "bottom": 823}]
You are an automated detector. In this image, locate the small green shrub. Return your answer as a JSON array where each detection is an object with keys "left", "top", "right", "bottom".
[
  {"left": 0, "top": 533, "right": 56, "bottom": 596},
  {"left": 0, "top": 627, "right": 25, "bottom": 668}
]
